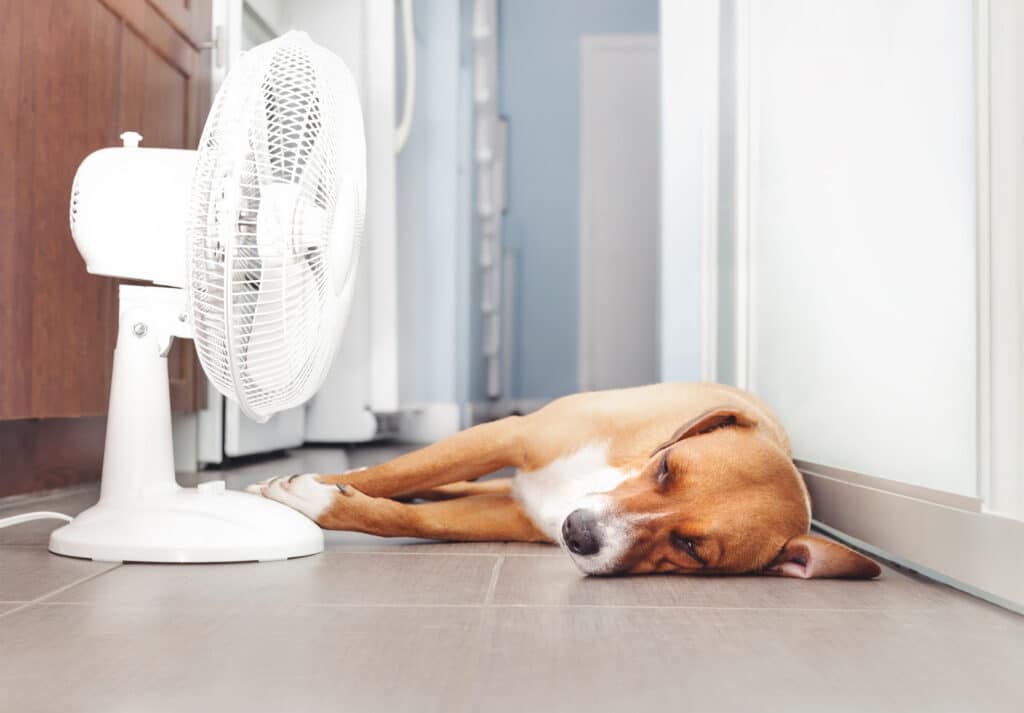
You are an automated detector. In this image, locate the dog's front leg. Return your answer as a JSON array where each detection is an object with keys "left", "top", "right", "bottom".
[
  {"left": 260, "top": 476, "right": 549, "bottom": 543},
  {"left": 267, "top": 416, "right": 529, "bottom": 499}
]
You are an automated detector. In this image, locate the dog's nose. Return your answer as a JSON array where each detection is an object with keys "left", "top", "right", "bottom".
[{"left": 562, "top": 509, "right": 601, "bottom": 556}]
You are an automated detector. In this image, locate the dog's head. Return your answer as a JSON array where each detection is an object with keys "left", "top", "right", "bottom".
[{"left": 560, "top": 406, "right": 880, "bottom": 579}]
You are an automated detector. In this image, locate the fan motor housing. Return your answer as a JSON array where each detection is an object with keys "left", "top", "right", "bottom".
[{"left": 70, "top": 143, "right": 196, "bottom": 288}]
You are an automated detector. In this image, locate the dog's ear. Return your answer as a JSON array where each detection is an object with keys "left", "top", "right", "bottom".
[
  {"left": 650, "top": 406, "right": 758, "bottom": 456},
  {"left": 765, "top": 534, "right": 881, "bottom": 579}
]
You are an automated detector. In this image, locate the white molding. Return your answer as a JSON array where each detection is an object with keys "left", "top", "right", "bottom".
[
  {"left": 364, "top": 0, "right": 399, "bottom": 412},
  {"left": 981, "top": 0, "right": 1024, "bottom": 519},
  {"left": 797, "top": 460, "right": 982, "bottom": 514},
  {"left": 699, "top": 7, "right": 722, "bottom": 383},
  {"left": 733, "top": 0, "right": 754, "bottom": 390},
  {"left": 974, "top": 0, "right": 993, "bottom": 508},
  {"left": 803, "top": 466, "right": 1024, "bottom": 613}
]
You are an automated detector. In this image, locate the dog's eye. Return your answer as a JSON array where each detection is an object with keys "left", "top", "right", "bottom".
[
  {"left": 654, "top": 452, "right": 672, "bottom": 488},
  {"left": 669, "top": 532, "right": 706, "bottom": 565}
]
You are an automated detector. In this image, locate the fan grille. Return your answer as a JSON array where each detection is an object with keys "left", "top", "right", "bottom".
[{"left": 187, "top": 32, "right": 366, "bottom": 422}]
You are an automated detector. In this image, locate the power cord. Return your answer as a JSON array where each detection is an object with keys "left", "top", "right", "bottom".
[{"left": 0, "top": 511, "right": 74, "bottom": 529}]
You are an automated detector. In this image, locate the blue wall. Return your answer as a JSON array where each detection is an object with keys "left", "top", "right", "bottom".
[{"left": 497, "top": 0, "right": 659, "bottom": 400}]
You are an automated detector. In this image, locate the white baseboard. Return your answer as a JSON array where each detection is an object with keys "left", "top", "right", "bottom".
[
  {"left": 801, "top": 461, "right": 1024, "bottom": 614},
  {"left": 464, "top": 398, "right": 550, "bottom": 426}
]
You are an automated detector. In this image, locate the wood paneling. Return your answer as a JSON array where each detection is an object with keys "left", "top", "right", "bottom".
[
  {"left": 1, "top": 0, "right": 121, "bottom": 420},
  {"left": 0, "top": 417, "right": 107, "bottom": 498},
  {"left": 0, "top": 0, "right": 210, "bottom": 420},
  {"left": 0, "top": 0, "right": 211, "bottom": 492}
]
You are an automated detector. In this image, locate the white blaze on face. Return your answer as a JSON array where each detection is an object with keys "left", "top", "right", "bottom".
[
  {"left": 561, "top": 492, "right": 645, "bottom": 575},
  {"left": 511, "top": 442, "right": 638, "bottom": 575}
]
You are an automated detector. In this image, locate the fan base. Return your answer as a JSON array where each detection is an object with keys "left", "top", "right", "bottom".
[{"left": 49, "top": 485, "right": 324, "bottom": 563}]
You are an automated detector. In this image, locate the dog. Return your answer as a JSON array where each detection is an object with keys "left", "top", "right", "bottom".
[{"left": 248, "top": 382, "right": 880, "bottom": 578}]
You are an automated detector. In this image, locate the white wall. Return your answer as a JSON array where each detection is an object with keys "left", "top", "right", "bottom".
[
  {"left": 395, "top": 0, "right": 464, "bottom": 408},
  {"left": 736, "top": 0, "right": 977, "bottom": 495},
  {"left": 494, "top": 0, "right": 660, "bottom": 400}
]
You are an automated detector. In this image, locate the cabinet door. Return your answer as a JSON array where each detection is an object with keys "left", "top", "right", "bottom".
[
  {"left": 0, "top": 0, "right": 122, "bottom": 420},
  {"left": 118, "top": 6, "right": 211, "bottom": 413},
  {"left": 0, "top": 0, "right": 211, "bottom": 420},
  {"left": 0, "top": 0, "right": 211, "bottom": 496}
]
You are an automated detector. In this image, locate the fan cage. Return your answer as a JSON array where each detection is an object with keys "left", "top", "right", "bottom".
[{"left": 187, "top": 31, "right": 366, "bottom": 422}]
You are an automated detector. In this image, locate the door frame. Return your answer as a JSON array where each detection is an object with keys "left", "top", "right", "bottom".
[{"left": 578, "top": 33, "right": 661, "bottom": 392}]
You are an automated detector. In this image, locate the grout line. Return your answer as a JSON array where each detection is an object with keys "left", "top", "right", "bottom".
[
  {"left": 0, "top": 484, "right": 97, "bottom": 512},
  {"left": 483, "top": 555, "right": 505, "bottom": 605},
  {"left": 320, "top": 549, "right": 561, "bottom": 558},
  {"left": 0, "top": 546, "right": 563, "bottom": 557},
  {"left": 0, "top": 563, "right": 123, "bottom": 620},
  {"left": 0, "top": 544, "right": 68, "bottom": 549},
  {"left": 15, "top": 600, "right": 965, "bottom": 614}
]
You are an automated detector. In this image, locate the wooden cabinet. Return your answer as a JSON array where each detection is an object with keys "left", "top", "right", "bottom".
[
  {"left": 0, "top": 0, "right": 212, "bottom": 494},
  {"left": 0, "top": 0, "right": 211, "bottom": 420}
]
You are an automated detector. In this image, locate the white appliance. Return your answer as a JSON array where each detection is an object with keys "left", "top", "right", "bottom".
[
  {"left": 200, "top": 0, "right": 401, "bottom": 462},
  {"left": 50, "top": 31, "right": 366, "bottom": 563}
]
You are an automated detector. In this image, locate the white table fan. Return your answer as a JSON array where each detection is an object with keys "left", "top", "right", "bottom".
[{"left": 49, "top": 32, "right": 366, "bottom": 563}]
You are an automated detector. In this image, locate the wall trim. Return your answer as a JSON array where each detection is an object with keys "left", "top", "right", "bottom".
[
  {"left": 974, "top": 0, "right": 993, "bottom": 508},
  {"left": 803, "top": 465, "right": 1024, "bottom": 613},
  {"left": 797, "top": 460, "right": 982, "bottom": 513},
  {"left": 733, "top": 0, "right": 754, "bottom": 390},
  {"left": 978, "top": 0, "right": 1024, "bottom": 519},
  {"left": 698, "top": 7, "right": 722, "bottom": 383}
]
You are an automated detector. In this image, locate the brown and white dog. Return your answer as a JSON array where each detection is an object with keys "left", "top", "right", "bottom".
[{"left": 248, "top": 383, "right": 880, "bottom": 579}]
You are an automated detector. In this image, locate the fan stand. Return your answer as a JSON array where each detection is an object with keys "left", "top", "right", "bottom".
[{"left": 49, "top": 285, "right": 324, "bottom": 563}]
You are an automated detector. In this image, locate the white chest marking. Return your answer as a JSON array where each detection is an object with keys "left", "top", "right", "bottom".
[{"left": 512, "top": 442, "right": 632, "bottom": 541}]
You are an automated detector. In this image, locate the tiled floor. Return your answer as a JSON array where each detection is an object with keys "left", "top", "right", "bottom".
[{"left": 1, "top": 446, "right": 1023, "bottom": 713}]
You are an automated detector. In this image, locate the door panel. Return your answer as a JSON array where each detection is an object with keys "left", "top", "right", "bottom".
[{"left": 0, "top": 0, "right": 211, "bottom": 494}]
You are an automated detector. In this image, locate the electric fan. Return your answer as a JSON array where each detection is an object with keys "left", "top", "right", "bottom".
[{"left": 48, "top": 31, "right": 365, "bottom": 563}]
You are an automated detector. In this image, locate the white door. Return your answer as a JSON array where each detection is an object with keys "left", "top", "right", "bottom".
[
  {"left": 578, "top": 35, "right": 660, "bottom": 391},
  {"left": 671, "top": 0, "right": 1024, "bottom": 611}
]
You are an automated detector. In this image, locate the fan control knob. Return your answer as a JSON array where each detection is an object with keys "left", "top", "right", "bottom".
[
  {"left": 119, "top": 131, "right": 142, "bottom": 149},
  {"left": 197, "top": 479, "right": 226, "bottom": 496}
]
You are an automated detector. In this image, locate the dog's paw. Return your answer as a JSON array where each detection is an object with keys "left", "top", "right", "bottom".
[{"left": 253, "top": 473, "right": 337, "bottom": 523}]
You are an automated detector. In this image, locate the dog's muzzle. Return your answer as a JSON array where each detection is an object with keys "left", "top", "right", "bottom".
[
  {"left": 562, "top": 508, "right": 601, "bottom": 556},
  {"left": 560, "top": 495, "right": 637, "bottom": 575}
]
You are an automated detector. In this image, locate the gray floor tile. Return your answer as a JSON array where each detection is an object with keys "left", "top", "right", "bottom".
[
  {"left": 492, "top": 554, "right": 984, "bottom": 611},
  {"left": 0, "top": 548, "right": 119, "bottom": 601},
  {"left": 49, "top": 551, "right": 499, "bottom": 607},
  {"left": 4, "top": 445, "right": 1023, "bottom": 713},
  {"left": 321, "top": 530, "right": 562, "bottom": 556},
  {"left": 467, "top": 606, "right": 1024, "bottom": 713},
  {"left": 0, "top": 603, "right": 483, "bottom": 713},
  {"left": 0, "top": 486, "right": 99, "bottom": 546}
]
